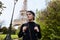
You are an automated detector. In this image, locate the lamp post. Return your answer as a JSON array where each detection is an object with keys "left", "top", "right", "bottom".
[{"left": 4, "top": 0, "right": 18, "bottom": 40}]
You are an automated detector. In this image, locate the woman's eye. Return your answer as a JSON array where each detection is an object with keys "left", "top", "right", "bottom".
[
  {"left": 26, "top": 14, "right": 28, "bottom": 15},
  {"left": 29, "top": 14, "right": 31, "bottom": 15}
]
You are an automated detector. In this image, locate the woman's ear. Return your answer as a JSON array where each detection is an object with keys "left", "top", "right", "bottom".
[{"left": 33, "top": 16, "right": 35, "bottom": 20}]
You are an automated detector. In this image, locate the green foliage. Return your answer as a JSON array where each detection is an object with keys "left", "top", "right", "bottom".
[
  {"left": 36, "top": 0, "right": 60, "bottom": 40},
  {"left": 0, "top": 27, "right": 17, "bottom": 34},
  {"left": 0, "top": 1, "right": 6, "bottom": 15},
  {"left": 0, "top": 1, "right": 2, "bottom": 8},
  {"left": 0, "top": 34, "right": 19, "bottom": 40},
  {"left": 2, "top": 27, "right": 8, "bottom": 34}
]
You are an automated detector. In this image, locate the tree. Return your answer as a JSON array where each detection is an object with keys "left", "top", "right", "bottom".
[
  {"left": 0, "top": 1, "right": 6, "bottom": 15},
  {"left": 36, "top": 0, "right": 60, "bottom": 40},
  {"left": 2, "top": 27, "right": 8, "bottom": 34}
]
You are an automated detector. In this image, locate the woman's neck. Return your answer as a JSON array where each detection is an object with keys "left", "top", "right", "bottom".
[{"left": 28, "top": 19, "right": 34, "bottom": 22}]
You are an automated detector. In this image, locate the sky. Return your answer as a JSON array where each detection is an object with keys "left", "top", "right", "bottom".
[{"left": 0, "top": 0, "right": 49, "bottom": 27}]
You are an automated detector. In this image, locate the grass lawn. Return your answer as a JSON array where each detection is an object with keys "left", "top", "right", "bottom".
[{"left": 0, "top": 34, "right": 22, "bottom": 40}]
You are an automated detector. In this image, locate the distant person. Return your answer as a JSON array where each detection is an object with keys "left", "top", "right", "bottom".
[{"left": 18, "top": 11, "right": 42, "bottom": 40}]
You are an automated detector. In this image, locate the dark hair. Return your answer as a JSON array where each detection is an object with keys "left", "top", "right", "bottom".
[{"left": 27, "top": 11, "right": 35, "bottom": 20}]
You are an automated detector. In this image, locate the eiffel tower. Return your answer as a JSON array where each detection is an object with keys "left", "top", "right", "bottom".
[
  {"left": 20, "top": 0, "right": 27, "bottom": 23},
  {"left": 13, "top": 0, "right": 27, "bottom": 27}
]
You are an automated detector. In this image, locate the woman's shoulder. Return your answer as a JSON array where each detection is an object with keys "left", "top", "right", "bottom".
[
  {"left": 21, "top": 23, "right": 28, "bottom": 26},
  {"left": 34, "top": 23, "right": 41, "bottom": 29},
  {"left": 34, "top": 22, "right": 40, "bottom": 26}
]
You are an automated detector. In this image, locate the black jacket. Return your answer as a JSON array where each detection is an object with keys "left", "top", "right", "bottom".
[{"left": 18, "top": 22, "right": 42, "bottom": 40}]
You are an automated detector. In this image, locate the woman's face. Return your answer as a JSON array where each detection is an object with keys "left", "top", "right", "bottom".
[{"left": 26, "top": 12, "right": 34, "bottom": 20}]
